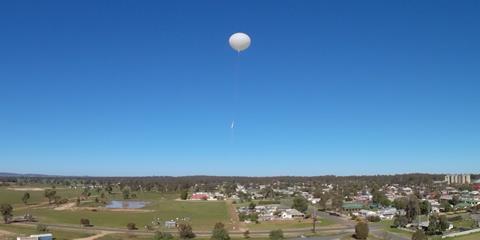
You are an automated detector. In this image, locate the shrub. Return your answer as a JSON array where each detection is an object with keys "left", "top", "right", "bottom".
[
  {"left": 393, "top": 215, "right": 408, "bottom": 228},
  {"left": 367, "top": 215, "right": 381, "bottom": 222},
  {"left": 269, "top": 229, "right": 284, "bottom": 240},
  {"left": 36, "top": 224, "right": 48, "bottom": 232},
  {"left": 211, "top": 222, "right": 230, "bottom": 240},
  {"left": 354, "top": 221, "right": 369, "bottom": 240},
  {"left": 127, "top": 222, "right": 137, "bottom": 230},
  {"left": 178, "top": 222, "right": 196, "bottom": 239},
  {"left": 80, "top": 218, "right": 90, "bottom": 227},
  {"left": 243, "top": 230, "right": 250, "bottom": 239}
]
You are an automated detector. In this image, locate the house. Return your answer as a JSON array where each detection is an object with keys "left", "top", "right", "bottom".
[
  {"left": 17, "top": 234, "right": 53, "bottom": 240},
  {"left": 402, "top": 187, "right": 413, "bottom": 195},
  {"left": 474, "top": 179, "right": 480, "bottom": 191},
  {"left": 378, "top": 207, "right": 397, "bottom": 220},
  {"left": 342, "top": 202, "right": 363, "bottom": 213},
  {"left": 357, "top": 209, "right": 377, "bottom": 218},
  {"left": 190, "top": 192, "right": 209, "bottom": 200},
  {"left": 281, "top": 209, "right": 305, "bottom": 219}
]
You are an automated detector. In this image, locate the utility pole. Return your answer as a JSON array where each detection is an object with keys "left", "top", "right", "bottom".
[{"left": 312, "top": 208, "right": 317, "bottom": 233}]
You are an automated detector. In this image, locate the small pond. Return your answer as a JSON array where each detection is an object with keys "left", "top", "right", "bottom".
[{"left": 106, "top": 200, "right": 149, "bottom": 209}]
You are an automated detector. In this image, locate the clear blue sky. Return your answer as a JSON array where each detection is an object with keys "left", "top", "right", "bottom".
[{"left": 1, "top": 1, "right": 479, "bottom": 176}]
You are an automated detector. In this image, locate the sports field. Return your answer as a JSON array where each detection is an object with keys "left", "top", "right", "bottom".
[{"left": 4, "top": 187, "right": 230, "bottom": 230}]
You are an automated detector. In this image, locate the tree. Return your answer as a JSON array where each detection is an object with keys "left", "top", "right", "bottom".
[
  {"left": 394, "top": 197, "right": 408, "bottom": 210},
  {"left": 292, "top": 196, "right": 308, "bottom": 213},
  {"left": 0, "top": 203, "right": 13, "bottom": 224},
  {"left": 440, "top": 201, "right": 453, "bottom": 212},
  {"left": 243, "top": 230, "right": 250, "bottom": 239},
  {"left": 123, "top": 187, "right": 131, "bottom": 200},
  {"left": 44, "top": 189, "right": 57, "bottom": 204},
  {"left": 406, "top": 195, "right": 420, "bottom": 223},
  {"left": 127, "top": 222, "right": 137, "bottom": 230},
  {"left": 439, "top": 215, "right": 449, "bottom": 232},
  {"left": 211, "top": 222, "right": 230, "bottom": 240},
  {"left": 80, "top": 218, "right": 91, "bottom": 227},
  {"left": 22, "top": 192, "right": 30, "bottom": 205},
  {"left": 427, "top": 214, "right": 449, "bottom": 235},
  {"left": 412, "top": 230, "right": 428, "bottom": 240},
  {"left": 427, "top": 214, "right": 439, "bottom": 235},
  {"left": 180, "top": 190, "right": 189, "bottom": 200},
  {"left": 36, "top": 224, "right": 48, "bottom": 232},
  {"left": 393, "top": 215, "right": 408, "bottom": 228},
  {"left": 269, "top": 229, "right": 284, "bottom": 240},
  {"left": 372, "top": 188, "right": 391, "bottom": 207},
  {"left": 419, "top": 200, "right": 431, "bottom": 215},
  {"left": 178, "top": 222, "right": 196, "bottom": 239},
  {"left": 106, "top": 185, "right": 113, "bottom": 194},
  {"left": 354, "top": 221, "right": 369, "bottom": 240},
  {"left": 260, "top": 186, "right": 276, "bottom": 199},
  {"left": 248, "top": 202, "right": 256, "bottom": 210}
]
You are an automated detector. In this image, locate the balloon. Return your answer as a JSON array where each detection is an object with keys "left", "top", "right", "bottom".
[{"left": 229, "top": 32, "right": 251, "bottom": 52}]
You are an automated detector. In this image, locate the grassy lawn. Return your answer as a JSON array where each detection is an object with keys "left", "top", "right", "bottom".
[
  {"left": 17, "top": 197, "right": 229, "bottom": 230},
  {"left": 243, "top": 217, "right": 333, "bottom": 231},
  {"left": 448, "top": 232, "right": 480, "bottom": 240},
  {"left": 97, "top": 235, "right": 271, "bottom": 240},
  {"left": 3, "top": 187, "right": 332, "bottom": 232},
  {"left": 0, "top": 186, "right": 82, "bottom": 207},
  {"left": 376, "top": 220, "right": 413, "bottom": 238},
  {"left": 0, "top": 223, "right": 93, "bottom": 240},
  {"left": 97, "top": 233, "right": 153, "bottom": 240}
]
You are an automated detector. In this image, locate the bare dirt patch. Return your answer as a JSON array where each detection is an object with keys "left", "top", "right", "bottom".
[
  {"left": 0, "top": 229, "right": 14, "bottom": 239},
  {"left": 8, "top": 187, "right": 45, "bottom": 191},
  {"left": 104, "top": 208, "right": 154, "bottom": 213},
  {"left": 54, "top": 202, "right": 77, "bottom": 210}
]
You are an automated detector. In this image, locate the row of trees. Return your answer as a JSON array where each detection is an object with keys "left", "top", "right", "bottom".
[{"left": 2, "top": 173, "right": 447, "bottom": 195}]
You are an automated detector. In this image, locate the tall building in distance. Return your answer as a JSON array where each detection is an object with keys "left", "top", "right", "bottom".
[{"left": 445, "top": 174, "right": 471, "bottom": 185}]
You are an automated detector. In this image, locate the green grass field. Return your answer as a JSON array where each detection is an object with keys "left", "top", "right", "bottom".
[
  {"left": 4, "top": 188, "right": 229, "bottom": 230},
  {"left": 449, "top": 232, "right": 480, "bottom": 240},
  {"left": 0, "top": 186, "right": 82, "bottom": 207},
  {"left": 0, "top": 223, "right": 93, "bottom": 240},
  {"left": 2, "top": 185, "right": 335, "bottom": 234},
  {"left": 23, "top": 200, "right": 229, "bottom": 230}
]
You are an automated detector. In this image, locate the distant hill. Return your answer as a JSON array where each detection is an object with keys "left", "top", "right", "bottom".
[{"left": 0, "top": 172, "right": 51, "bottom": 177}]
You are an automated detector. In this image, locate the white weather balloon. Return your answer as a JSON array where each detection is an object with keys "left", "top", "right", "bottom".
[{"left": 229, "top": 32, "right": 251, "bottom": 52}]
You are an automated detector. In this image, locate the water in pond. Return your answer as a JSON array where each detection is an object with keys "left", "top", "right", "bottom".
[{"left": 106, "top": 200, "right": 148, "bottom": 209}]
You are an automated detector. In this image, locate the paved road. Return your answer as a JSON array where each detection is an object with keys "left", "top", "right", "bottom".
[
  {"left": 13, "top": 222, "right": 353, "bottom": 237},
  {"left": 11, "top": 211, "right": 410, "bottom": 240}
]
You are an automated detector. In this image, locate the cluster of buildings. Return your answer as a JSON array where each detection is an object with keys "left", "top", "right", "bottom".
[
  {"left": 237, "top": 204, "right": 305, "bottom": 221},
  {"left": 189, "top": 192, "right": 225, "bottom": 201},
  {"left": 341, "top": 174, "right": 480, "bottom": 222}
]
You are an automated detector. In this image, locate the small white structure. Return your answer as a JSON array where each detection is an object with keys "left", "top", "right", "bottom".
[
  {"left": 378, "top": 207, "right": 397, "bottom": 220},
  {"left": 281, "top": 209, "right": 305, "bottom": 219},
  {"left": 17, "top": 233, "right": 53, "bottom": 240}
]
